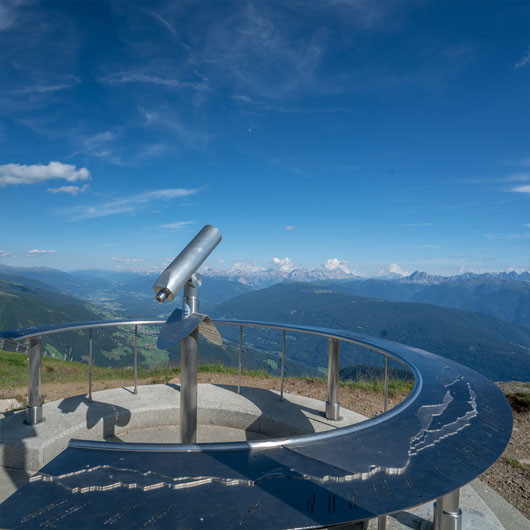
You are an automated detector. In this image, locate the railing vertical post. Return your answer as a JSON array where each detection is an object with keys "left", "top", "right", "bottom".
[
  {"left": 180, "top": 276, "right": 200, "bottom": 444},
  {"left": 377, "top": 515, "right": 387, "bottom": 530},
  {"left": 133, "top": 325, "right": 138, "bottom": 395},
  {"left": 26, "top": 337, "right": 42, "bottom": 424},
  {"left": 325, "top": 337, "right": 340, "bottom": 420},
  {"left": 434, "top": 489, "right": 462, "bottom": 530},
  {"left": 384, "top": 355, "right": 389, "bottom": 412},
  {"left": 88, "top": 328, "right": 93, "bottom": 402},
  {"left": 280, "top": 329, "right": 286, "bottom": 400},
  {"left": 237, "top": 325, "right": 242, "bottom": 394}
]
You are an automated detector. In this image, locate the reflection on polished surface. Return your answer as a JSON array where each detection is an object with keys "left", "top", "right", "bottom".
[{"left": 0, "top": 321, "right": 512, "bottom": 529}]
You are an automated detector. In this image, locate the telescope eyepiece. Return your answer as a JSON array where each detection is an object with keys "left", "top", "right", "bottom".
[{"left": 155, "top": 288, "right": 172, "bottom": 303}]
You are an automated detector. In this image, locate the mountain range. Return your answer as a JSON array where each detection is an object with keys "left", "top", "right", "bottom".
[
  {"left": 0, "top": 265, "right": 528, "bottom": 382},
  {"left": 203, "top": 265, "right": 530, "bottom": 288}
]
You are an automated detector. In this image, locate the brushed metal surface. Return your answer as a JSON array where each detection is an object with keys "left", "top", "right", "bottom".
[
  {"left": 0, "top": 319, "right": 166, "bottom": 340},
  {"left": 153, "top": 225, "right": 221, "bottom": 302},
  {"left": 0, "top": 321, "right": 513, "bottom": 529}
]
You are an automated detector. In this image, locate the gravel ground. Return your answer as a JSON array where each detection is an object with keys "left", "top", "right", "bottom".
[{"left": 1, "top": 374, "right": 528, "bottom": 519}]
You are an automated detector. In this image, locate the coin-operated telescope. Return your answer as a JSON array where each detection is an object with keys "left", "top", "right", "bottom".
[
  {"left": 152, "top": 225, "right": 222, "bottom": 444},
  {"left": 153, "top": 224, "right": 222, "bottom": 303}
]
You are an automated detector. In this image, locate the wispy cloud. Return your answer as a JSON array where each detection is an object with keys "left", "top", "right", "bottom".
[
  {"left": 199, "top": 3, "right": 324, "bottom": 98},
  {"left": 64, "top": 187, "right": 202, "bottom": 221},
  {"left": 27, "top": 249, "right": 56, "bottom": 255},
  {"left": 160, "top": 221, "right": 195, "bottom": 230},
  {"left": 13, "top": 76, "right": 81, "bottom": 95},
  {"left": 463, "top": 173, "right": 530, "bottom": 184},
  {"left": 414, "top": 245, "right": 440, "bottom": 248},
  {"left": 138, "top": 106, "right": 209, "bottom": 148},
  {"left": 110, "top": 257, "right": 144, "bottom": 263},
  {"left": 514, "top": 46, "right": 530, "bottom": 69},
  {"left": 101, "top": 72, "right": 209, "bottom": 93},
  {"left": 510, "top": 184, "right": 530, "bottom": 194},
  {"left": 285, "top": 225, "right": 295, "bottom": 231},
  {"left": 0, "top": 162, "right": 90, "bottom": 187},
  {"left": 0, "top": 0, "right": 27, "bottom": 31},
  {"left": 403, "top": 222, "right": 432, "bottom": 227},
  {"left": 504, "top": 157, "right": 530, "bottom": 168},
  {"left": 485, "top": 233, "right": 530, "bottom": 240},
  {"left": 47, "top": 184, "right": 89, "bottom": 195}
]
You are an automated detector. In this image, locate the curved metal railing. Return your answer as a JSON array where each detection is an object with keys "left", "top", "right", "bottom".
[
  {"left": 1, "top": 318, "right": 410, "bottom": 426},
  {"left": 0, "top": 317, "right": 513, "bottom": 530}
]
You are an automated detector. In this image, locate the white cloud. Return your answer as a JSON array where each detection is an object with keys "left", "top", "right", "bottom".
[
  {"left": 0, "top": 162, "right": 90, "bottom": 188},
  {"left": 27, "top": 249, "right": 56, "bottom": 255},
  {"left": 510, "top": 184, "right": 530, "bottom": 194},
  {"left": 514, "top": 46, "right": 530, "bottom": 69},
  {"left": 63, "top": 187, "right": 202, "bottom": 221},
  {"left": 285, "top": 225, "right": 295, "bottom": 231},
  {"left": 485, "top": 233, "right": 530, "bottom": 240},
  {"left": 14, "top": 76, "right": 81, "bottom": 95},
  {"left": 374, "top": 263, "right": 409, "bottom": 277},
  {"left": 110, "top": 257, "right": 144, "bottom": 263},
  {"left": 324, "top": 258, "right": 356, "bottom": 274},
  {"left": 272, "top": 256, "right": 294, "bottom": 272},
  {"left": 47, "top": 184, "right": 89, "bottom": 195},
  {"left": 160, "top": 221, "right": 195, "bottom": 230},
  {"left": 102, "top": 72, "right": 209, "bottom": 93},
  {"left": 403, "top": 222, "right": 432, "bottom": 227},
  {"left": 388, "top": 263, "right": 408, "bottom": 276}
]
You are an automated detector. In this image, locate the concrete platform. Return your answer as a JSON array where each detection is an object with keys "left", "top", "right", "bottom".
[
  {"left": 1, "top": 384, "right": 528, "bottom": 529},
  {"left": 0, "top": 383, "right": 365, "bottom": 473}
]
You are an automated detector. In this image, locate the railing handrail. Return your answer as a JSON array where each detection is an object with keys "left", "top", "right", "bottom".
[
  {"left": 1, "top": 317, "right": 411, "bottom": 369},
  {"left": 0, "top": 319, "right": 166, "bottom": 340}
]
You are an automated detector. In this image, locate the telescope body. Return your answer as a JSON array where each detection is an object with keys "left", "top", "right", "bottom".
[{"left": 153, "top": 225, "right": 222, "bottom": 303}]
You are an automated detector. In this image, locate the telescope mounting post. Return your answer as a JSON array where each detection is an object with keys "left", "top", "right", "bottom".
[{"left": 180, "top": 273, "right": 201, "bottom": 443}]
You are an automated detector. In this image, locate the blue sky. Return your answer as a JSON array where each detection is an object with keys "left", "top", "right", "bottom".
[{"left": 0, "top": 0, "right": 528, "bottom": 276}]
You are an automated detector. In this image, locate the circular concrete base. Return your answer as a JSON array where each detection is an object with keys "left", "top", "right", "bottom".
[{"left": 0, "top": 383, "right": 366, "bottom": 472}]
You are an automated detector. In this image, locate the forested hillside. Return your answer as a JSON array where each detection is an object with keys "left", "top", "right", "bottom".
[{"left": 212, "top": 283, "right": 530, "bottom": 382}]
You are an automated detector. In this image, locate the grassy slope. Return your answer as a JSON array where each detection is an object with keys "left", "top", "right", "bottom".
[{"left": 0, "top": 350, "right": 413, "bottom": 396}]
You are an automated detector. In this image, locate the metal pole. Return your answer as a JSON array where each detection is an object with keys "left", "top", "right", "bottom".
[
  {"left": 237, "top": 325, "right": 242, "bottom": 394},
  {"left": 377, "top": 515, "right": 387, "bottom": 530},
  {"left": 26, "top": 337, "right": 42, "bottom": 424},
  {"left": 133, "top": 325, "right": 138, "bottom": 395},
  {"left": 384, "top": 355, "right": 389, "bottom": 412},
  {"left": 180, "top": 275, "right": 200, "bottom": 444},
  {"left": 280, "top": 329, "right": 286, "bottom": 400},
  {"left": 434, "top": 489, "right": 462, "bottom": 530},
  {"left": 325, "top": 337, "right": 340, "bottom": 420},
  {"left": 88, "top": 328, "right": 93, "bottom": 402}
]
